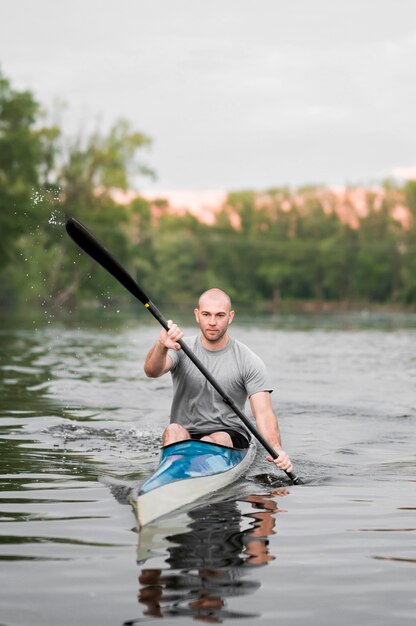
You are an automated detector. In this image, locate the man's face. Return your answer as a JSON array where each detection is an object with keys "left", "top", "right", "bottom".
[{"left": 194, "top": 294, "right": 234, "bottom": 345}]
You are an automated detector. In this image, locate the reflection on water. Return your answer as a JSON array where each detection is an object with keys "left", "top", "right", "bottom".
[{"left": 129, "top": 492, "right": 288, "bottom": 623}]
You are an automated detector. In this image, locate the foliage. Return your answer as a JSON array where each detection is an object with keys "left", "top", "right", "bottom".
[
  {"left": 0, "top": 70, "right": 59, "bottom": 271},
  {"left": 1, "top": 68, "right": 415, "bottom": 317},
  {"left": 0, "top": 69, "right": 154, "bottom": 313}
]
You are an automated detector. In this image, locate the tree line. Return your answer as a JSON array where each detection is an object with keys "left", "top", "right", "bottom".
[{"left": 1, "top": 69, "right": 416, "bottom": 318}]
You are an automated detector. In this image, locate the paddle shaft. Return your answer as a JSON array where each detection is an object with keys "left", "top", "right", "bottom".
[{"left": 65, "top": 217, "right": 302, "bottom": 484}]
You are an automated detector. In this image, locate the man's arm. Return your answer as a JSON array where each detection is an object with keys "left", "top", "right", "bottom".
[
  {"left": 249, "top": 391, "right": 293, "bottom": 473},
  {"left": 144, "top": 321, "right": 184, "bottom": 378}
]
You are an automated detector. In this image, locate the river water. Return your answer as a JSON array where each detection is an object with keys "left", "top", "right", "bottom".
[{"left": 0, "top": 314, "right": 415, "bottom": 625}]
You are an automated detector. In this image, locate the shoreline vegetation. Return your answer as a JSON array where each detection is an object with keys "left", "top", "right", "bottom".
[
  {"left": 1, "top": 68, "right": 416, "bottom": 318},
  {"left": 2, "top": 299, "right": 416, "bottom": 332}
]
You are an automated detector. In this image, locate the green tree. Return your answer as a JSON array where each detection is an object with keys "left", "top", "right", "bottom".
[
  {"left": 37, "top": 119, "right": 154, "bottom": 310},
  {"left": 400, "top": 181, "right": 416, "bottom": 303},
  {"left": 0, "top": 69, "right": 59, "bottom": 271},
  {"left": 352, "top": 199, "right": 403, "bottom": 302},
  {"left": 0, "top": 68, "right": 155, "bottom": 312},
  {"left": 148, "top": 212, "right": 212, "bottom": 306}
]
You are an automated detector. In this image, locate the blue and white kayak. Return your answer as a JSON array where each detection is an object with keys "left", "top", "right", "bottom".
[{"left": 131, "top": 439, "right": 256, "bottom": 527}]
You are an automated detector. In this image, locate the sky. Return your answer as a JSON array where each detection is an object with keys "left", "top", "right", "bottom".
[{"left": 1, "top": 0, "right": 416, "bottom": 191}]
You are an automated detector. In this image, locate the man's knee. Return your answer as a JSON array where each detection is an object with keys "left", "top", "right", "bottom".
[
  {"left": 201, "top": 431, "right": 233, "bottom": 448},
  {"left": 162, "top": 423, "right": 190, "bottom": 445}
]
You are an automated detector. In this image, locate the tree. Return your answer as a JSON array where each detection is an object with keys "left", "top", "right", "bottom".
[
  {"left": 0, "top": 68, "right": 155, "bottom": 312},
  {"left": 400, "top": 181, "right": 416, "bottom": 303},
  {"left": 0, "top": 69, "right": 59, "bottom": 271},
  {"left": 36, "top": 119, "right": 155, "bottom": 310}
]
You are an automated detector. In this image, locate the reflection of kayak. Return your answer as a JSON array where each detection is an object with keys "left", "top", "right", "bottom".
[{"left": 130, "top": 439, "right": 256, "bottom": 527}]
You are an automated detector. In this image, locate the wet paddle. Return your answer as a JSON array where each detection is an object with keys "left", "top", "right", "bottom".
[{"left": 65, "top": 217, "right": 302, "bottom": 485}]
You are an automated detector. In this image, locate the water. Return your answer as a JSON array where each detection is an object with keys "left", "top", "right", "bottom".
[{"left": 0, "top": 318, "right": 415, "bottom": 625}]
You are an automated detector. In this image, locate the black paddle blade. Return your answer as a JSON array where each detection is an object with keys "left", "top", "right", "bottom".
[{"left": 65, "top": 217, "right": 149, "bottom": 306}]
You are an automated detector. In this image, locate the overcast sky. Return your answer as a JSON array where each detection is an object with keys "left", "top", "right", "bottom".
[{"left": 1, "top": 0, "right": 416, "bottom": 190}]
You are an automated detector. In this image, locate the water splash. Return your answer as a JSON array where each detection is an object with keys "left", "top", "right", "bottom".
[
  {"left": 48, "top": 208, "right": 65, "bottom": 227},
  {"left": 31, "top": 190, "right": 44, "bottom": 206}
]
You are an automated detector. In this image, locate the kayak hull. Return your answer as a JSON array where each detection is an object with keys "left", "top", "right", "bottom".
[{"left": 131, "top": 439, "right": 256, "bottom": 527}]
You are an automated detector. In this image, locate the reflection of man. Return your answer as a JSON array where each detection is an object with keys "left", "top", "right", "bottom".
[
  {"left": 144, "top": 288, "right": 292, "bottom": 472},
  {"left": 243, "top": 490, "right": 288, "bottom": 566},
  {"left": 136, "top": 491, "right": 288, "bottom": 622}
]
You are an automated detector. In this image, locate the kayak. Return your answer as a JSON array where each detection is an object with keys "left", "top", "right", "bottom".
[
  {"left": 131, "top": 439, "right": 256, "bottom": 527},
  {"left": 131, "top": 438, "right": 256, "bottom": 527}
]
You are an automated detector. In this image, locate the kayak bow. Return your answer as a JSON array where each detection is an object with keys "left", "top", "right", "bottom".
[{"left": 131, "top": 439, "right": 256, "bottom": 527}]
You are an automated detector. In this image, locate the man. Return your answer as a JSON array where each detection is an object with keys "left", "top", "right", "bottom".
[{"left": 144, "top": 288, "right": 292, "bottom": 473}]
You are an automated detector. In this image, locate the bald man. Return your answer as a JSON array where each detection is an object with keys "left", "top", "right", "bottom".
[{"left": 144, "top": 288, "right": 292, "bottom": 473}]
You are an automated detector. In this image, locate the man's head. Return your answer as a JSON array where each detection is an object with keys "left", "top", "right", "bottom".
[{"left": 194, "top": 288, "right": 234, "bottom": 347}]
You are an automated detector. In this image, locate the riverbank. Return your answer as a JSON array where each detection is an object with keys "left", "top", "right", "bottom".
[{"left": 2, "top": 306, "right": 416, "bottom": 334}]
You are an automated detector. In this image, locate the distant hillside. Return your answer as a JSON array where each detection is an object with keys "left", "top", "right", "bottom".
[{"left": 112, "top": 184, "right": 413, "bottom": 229}]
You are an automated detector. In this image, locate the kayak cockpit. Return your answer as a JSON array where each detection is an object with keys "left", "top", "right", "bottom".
[{"left": 139, "top": 439, "right": 247, "bottom": 496}]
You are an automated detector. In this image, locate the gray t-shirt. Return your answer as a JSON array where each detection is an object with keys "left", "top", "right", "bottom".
[{"left": 168, "top": 335, "right": 272, "bottom": 440}]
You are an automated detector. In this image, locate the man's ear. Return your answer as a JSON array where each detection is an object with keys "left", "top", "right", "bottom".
[
  {"left": 194, "top": 308, "right": 199, "bottom": 323},
  {"left": 228, "top": 310, "right": 235, "bottom": 325}
]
